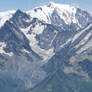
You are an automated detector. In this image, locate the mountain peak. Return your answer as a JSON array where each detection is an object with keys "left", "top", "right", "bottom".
[
  {"left": 27, "top": 2, "right": 77, "bottom": 25},
  {"left": 47, "top": 1, "right": 56, "bottom": 7},
  {"left": 13, "top": 9, "right": 30, "bottom": 20},
  {"left": 47, "top": 2, "right": 77, "bottom": 11},
  {"left": 14, "top": 9, "right": 24, "bottom": 16}
]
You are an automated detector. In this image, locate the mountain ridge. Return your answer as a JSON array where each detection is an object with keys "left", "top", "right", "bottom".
[{"left": 0, "top": 2, "right": 92, "bottom": 28}]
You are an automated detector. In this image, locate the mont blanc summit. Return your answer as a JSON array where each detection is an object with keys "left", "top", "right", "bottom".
[{"left": 0, "top": 2, "right": 92, "bottom": 92}]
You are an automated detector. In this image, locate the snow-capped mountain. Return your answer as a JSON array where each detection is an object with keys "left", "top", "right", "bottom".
[
  {"left": 27, "top": 2, "right": 77, "bottom": 24},
  {"left": 0, "top": 2, "right": 92, "bottom": 92},
  {"left": 27, "top": 2, "right": 92, "bottom": 29},
  {"left": 1, "top": 2, "right": 92, "bottom": 28}
]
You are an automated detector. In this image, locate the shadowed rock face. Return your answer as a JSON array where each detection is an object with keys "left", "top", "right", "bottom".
[{"left": 0, "top": 3, "right": 92, "bottom": 92}]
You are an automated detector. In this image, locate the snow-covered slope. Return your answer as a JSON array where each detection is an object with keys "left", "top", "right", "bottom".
[
  {"left": 27, "top": 2, "right": 91, "bottom": 28},
  {"left": 0, "top": 10, "right": 15, "bottom": 27},
  {"left": 27, "top": 2, "right": 77, "bottom": 24}
]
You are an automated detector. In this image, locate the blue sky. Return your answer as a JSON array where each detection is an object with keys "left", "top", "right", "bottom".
[{"left": 0, "top": 0, "right": 91, "bottom": 14}]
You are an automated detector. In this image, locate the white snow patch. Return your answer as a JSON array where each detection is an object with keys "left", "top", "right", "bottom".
[
  {"left": 22, "top": 49, "right": 30, "bottom": 54},
  {"left": 49, "top": 30, "right": 58, "bottom": 46},
  {"left": 0, "top": 42, "right": 13, "bottom": 56},
  {"left": 0, "top": 42, "right": 6, "bottom": 53},
  {"left": 32, "top": 24, "right": 45, "bottom": 34},
  {"left": 60, "top": 38, "right": 71, "bottom": 48}
]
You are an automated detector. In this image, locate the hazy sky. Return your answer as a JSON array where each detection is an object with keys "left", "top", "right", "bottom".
[{"left": 0, "top": 0, "right": 91, "bottom": 14}]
